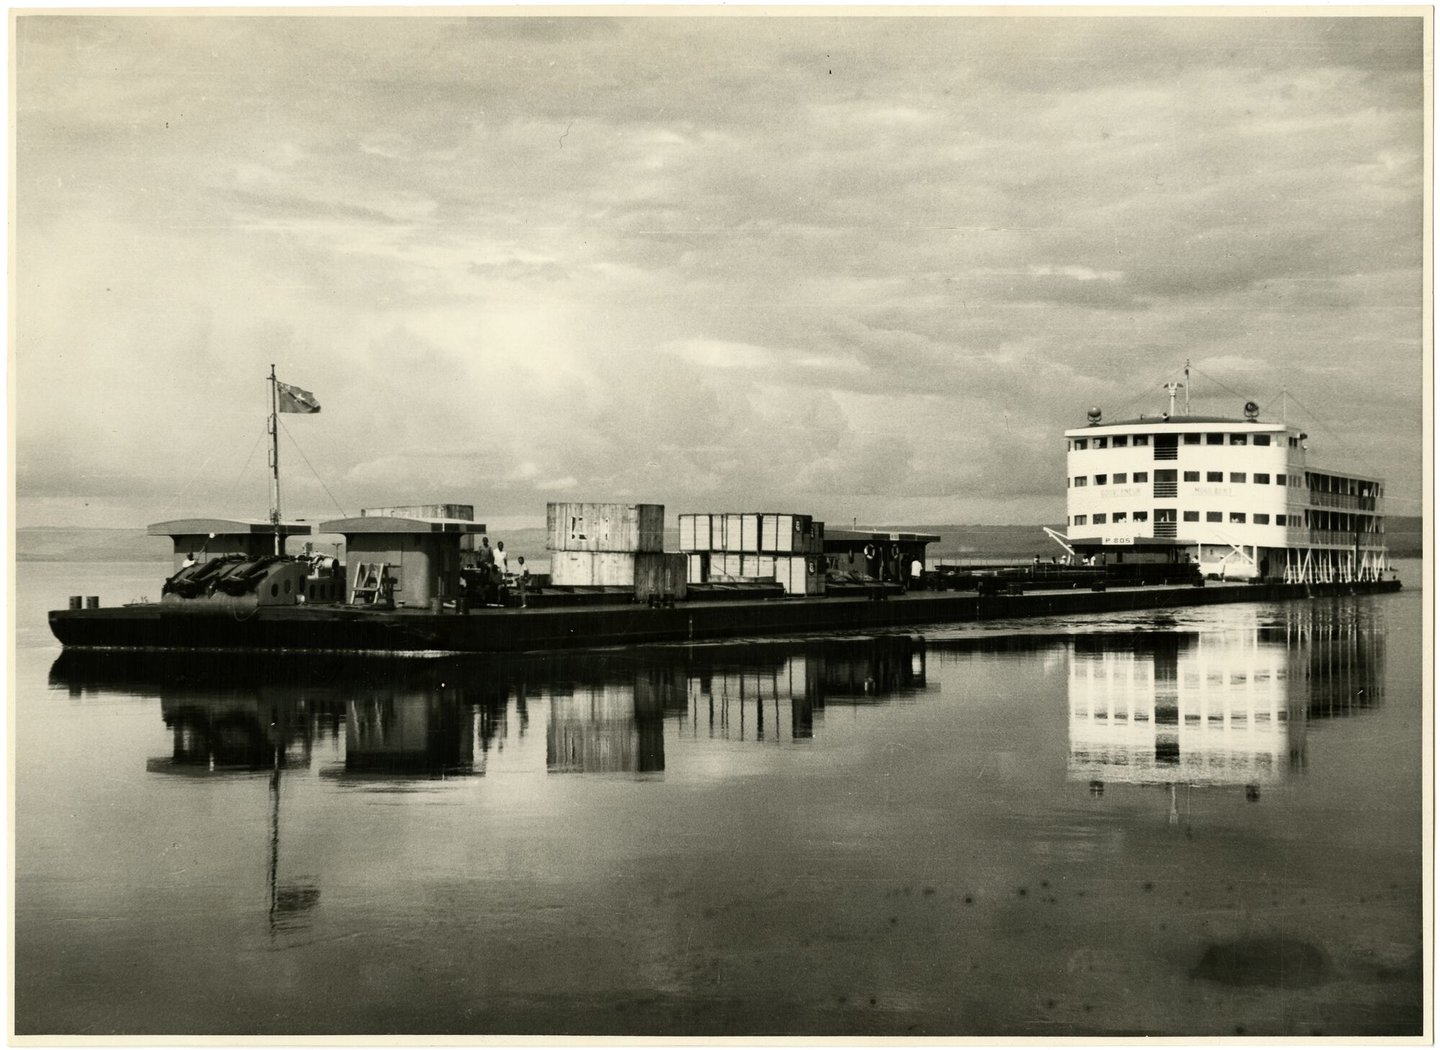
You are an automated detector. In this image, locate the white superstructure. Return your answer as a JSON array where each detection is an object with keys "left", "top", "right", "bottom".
[{"left": 1063, "top": 402, "right": 1388, "bottom": 583}]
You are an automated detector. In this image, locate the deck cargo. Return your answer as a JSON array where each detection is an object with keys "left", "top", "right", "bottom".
[{"left": 546, "top": 502, "right": 664, "bottom": 553}]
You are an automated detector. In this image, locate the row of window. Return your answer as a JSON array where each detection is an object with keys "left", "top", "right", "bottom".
[
  {"left": 1070, "top": 432, "right": 1295, "bottom": 450},
  {"left": 1072, "top": 512, "right": 1291, "bottom": 527},
  {"left": 1071, "top": 471, "right": 1291, "bottom": 487}
]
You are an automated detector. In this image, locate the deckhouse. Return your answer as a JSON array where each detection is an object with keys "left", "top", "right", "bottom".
[{"left": 1063, "top": 401, "right": 1388, "bottom": 583}]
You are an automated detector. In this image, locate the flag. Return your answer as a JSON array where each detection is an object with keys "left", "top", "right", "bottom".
[{"left": 277, "top": 380, "right": 321, "bottom": 414}]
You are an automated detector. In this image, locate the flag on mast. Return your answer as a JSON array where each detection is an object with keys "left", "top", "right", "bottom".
[{"left": 276, "top": 380, "right": 321, "bottom": 414}]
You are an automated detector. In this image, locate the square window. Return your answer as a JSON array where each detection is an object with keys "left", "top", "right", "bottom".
[
  {"left": 1094, "top": 474, "right": 1107, "bottom": 485},
  {"left": 1073, "top": 476, "right": 1087, "bottom": 487},
  {"left": 1133, "top": 471, "right": 1149, "bottom": 483},
  {"left": 1133, "top": 435, "right": 1149, "bottom": 446},
  {"left": 1254, "top": 473, "right": 1270, "bottom": 484},
  {"left": 1206, "top": 433, "right": 1224, "bottom": 445},
  {"left": 1095, "top": 437, "right": 1108, "bottom": 449},
  {"left": 1276, "top": 514, "right": 1287, "bottom": 526},
  {"left": 1183, "top": 470, "right": 1200, "bottom": 482},
  {"left": 1183, "top": 433, "right": 1201, "bottom": 445},
  {"left": 1133, "top": 511, "right": 1148, "bottom": 522},
  {"left": 1112, "top": 435, "right": 1128, "bottom": 448},
  {"left": 1093, "top": 513, "right": 1107, "bottom": 525},
  {"left": 1206, "top": 511, "right": 1222, "bottom": 522},
  {"left": 1230, "top": 512, "right": 1246, "bottom": 524},
  {"left": 1230, "top": 434, "right": 1248, "bottom": 445},
  {"left": 1113, "top": 472, "right": 1128, "bottom": 484},
  {"left": 1073, "top": 515, "right": 1087, "bottom": 526},
  {"left": 1276, "top": 473, "right": 1287, "bottom": 485},
  {"left": 1230, "top": 472, "right": 1246, "bottom": 483},
  {"left": 1111, "top": 512, "right": 1126, "bottom": 523},
  {"left": 1073, "top": 438, "right": 1087, "bottom": 450},
  {"left": 1254, "top": 513, "right": 1270, "bottom": 525},
  {"left": 1253, "top": 434, "right": 1271, "bottom": 446},
  {"left": 1182, "top": 510, "right": 1200, "bottom": 522},
  {"left": 1289, "top": 436, "right": 1299, "bottom": 447},
  {"left": 1206, "top": 471, "right": 1223, "bottom": 482}
]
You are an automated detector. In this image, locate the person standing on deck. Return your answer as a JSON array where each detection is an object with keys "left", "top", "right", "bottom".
[{"left": 495, "top": 541, "right": 508, "bottom": 575}]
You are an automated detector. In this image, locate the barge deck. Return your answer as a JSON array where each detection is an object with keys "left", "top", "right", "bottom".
[{"left": 48, "top": 578, "right": 1402, "bottom": 655}]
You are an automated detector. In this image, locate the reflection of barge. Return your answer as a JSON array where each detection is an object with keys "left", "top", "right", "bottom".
[{"left": 46, "top": 376, "right": 1401, "bottom": 655}]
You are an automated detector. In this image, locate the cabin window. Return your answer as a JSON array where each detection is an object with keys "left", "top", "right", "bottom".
[
  {"left": 1112, "top": 435, "right": 1128, "bottom": 448},
  {"left": 1133, "top": 471, "right": 1149, "bottom": 483},
  {"left": 1133, "top": 511, "right": 1148, "bottom": 522},
  {"left": 1183, "top": 511, "right": 1200, "bottom": 522},
  {"left": 1133, "top": 435, "right": 1150, "bottom": 446},
  {"left": 1207, "top": 471, "right": 1223, "bottom": 482},
  {"left": 1253, "top": 434, "right": 1271, "bottom": 446},
  {"left": 1113, "top": 472, "right": 1127, "bottom": 484},
  {"left": 1183, "top": 471, "right": 1200, "bottom": 482},
  {"left": 1094, "top": 474, "right": 1107, "bottom": 485},
  {"left": 1276, "top": 473, "right": 1288, "bottom": 485},
  {"left": 1253, "top": 473, "right": 1270, "bottom": 484},
  {"left": 1254, "top": 513, "right": 1270, "bottom": 525},
  {"left": 1230, "top": 472, "right": 1247, "bottom": 483},
  {"left": 1183, "top": 433, "right": 1201, "bottom": 444},
  {"left": 1111, "top": 512, "right": 1126, "bottom": 523},
  {"left": 1289, "top": 436, "right": 1299, "bottom": 447},
  {"left": 1276, "top": 514, "right": 1287, "bottom": 526},
  {"left": 1073, "top": 438, "right": 1088, "bottom": 450},
  {"left": 1095, "top": 437, "right": 1108, "bottom": 449},
  {"left": 1206, "top": 511, "right": 1222, "bottom": 522},
  {"left": 1073, "top": 515, "right": 1087, "bottom": 526},
  {"left": 1230, "top": 512, "right": 1246, "bottom": 524},
  {"left": 1230, "top": 434, "right": 1248, "bottom": 446},
  {"left": 1093, "top": 513, "right": 1107, "bottom": 525},
  {"left": 1207, "top": 433, "right": 1224, "bottom": 445},
  {"left": 1073, "top": 476, "right": 1087, "bottom": 487}
]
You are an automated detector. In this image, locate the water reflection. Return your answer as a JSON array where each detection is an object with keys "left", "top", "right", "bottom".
[
  {"left": 1068, "top": 603, "right": 1385, "bottom": 802},
  {"left": 48, "top": 635, "right": 932, "bottom": 782}
]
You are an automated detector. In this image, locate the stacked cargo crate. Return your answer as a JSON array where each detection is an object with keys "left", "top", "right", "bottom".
[
  {"left": 545, "top": 502, "right": 686, "bottom": 601},
  {"left": 677, "top": 512, "right": 826, "bottom": 595}
]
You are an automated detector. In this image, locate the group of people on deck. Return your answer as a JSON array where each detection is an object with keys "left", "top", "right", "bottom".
[{"left": 466, "top": 535, "right": 529, "bottom": 606}]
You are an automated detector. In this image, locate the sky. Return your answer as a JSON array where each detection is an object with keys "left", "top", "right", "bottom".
[{"left": 13, "top": 12, "right": 1427, "bottom": 531}]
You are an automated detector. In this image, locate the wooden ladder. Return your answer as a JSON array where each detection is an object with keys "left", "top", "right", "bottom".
[{"left": 351, "top": 562, "right": 392, "bottom": 605}]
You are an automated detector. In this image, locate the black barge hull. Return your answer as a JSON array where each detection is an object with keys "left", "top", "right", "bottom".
[{"left": 48, "top": 579, "right": 1403, "bottom": 655}]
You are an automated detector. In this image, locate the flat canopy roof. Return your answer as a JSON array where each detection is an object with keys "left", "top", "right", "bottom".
[
  {"left": 319, "top": 516, "right": 486, "bottom": 535},
  {"left": 1064, "top": 415, "right": 1291, "bottom": 436},
  {"left": 825, "top": 529, "right": 940, "bottom": 544},
  {"left": 147, "top": 518, "right": 312, "bottom": 537}
]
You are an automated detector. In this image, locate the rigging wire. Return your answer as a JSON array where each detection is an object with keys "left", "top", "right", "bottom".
[
  {"left": 1281, "top": 388, "right": 1389, "bottom": 481},
  {"left": 224, "top": 426, "right": 267, "bottom": 515},
  {"left": 278, "top": 417, "right": 351, "bottom": 519},
  {"left": 1108, "top": 363, "right": 1188, "bottom": 418}
]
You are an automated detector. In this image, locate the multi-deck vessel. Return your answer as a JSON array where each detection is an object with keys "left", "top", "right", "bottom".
[{"left": 46, "top": 376, "right": 1401, "bottom": 655}]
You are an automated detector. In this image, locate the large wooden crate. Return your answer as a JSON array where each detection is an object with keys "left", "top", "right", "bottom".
[
  {"left": 548, "top": 550, "right": 636, "bottom": 586},
  {"left": 546, "top": 502, "right": 664, "bottom": 553},
  {"left": 634, "top": 552, "right": 688, "bottom": 603}
]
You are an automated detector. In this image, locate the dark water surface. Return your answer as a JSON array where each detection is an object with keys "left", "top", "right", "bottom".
[{"left": 14, "top": 561, "right": 1425, "bottom": 1036}]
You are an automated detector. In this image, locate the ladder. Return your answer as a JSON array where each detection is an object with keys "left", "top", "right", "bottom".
[{"left": 351, "top": 562, "right": 392, "bottom": 605}]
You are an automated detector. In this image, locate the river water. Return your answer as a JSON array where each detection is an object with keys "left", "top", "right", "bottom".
[{"left": 13, "top": 560, "right": 1425, "bottom": 1036}]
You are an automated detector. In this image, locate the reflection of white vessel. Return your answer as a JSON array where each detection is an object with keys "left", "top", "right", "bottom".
[{"left": 1068, "top": 632, "right": 1302, "bottom": 788}]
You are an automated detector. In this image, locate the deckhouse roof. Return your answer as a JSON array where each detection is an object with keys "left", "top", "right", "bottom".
[{"left": 146, "top": 518, "right": 312, "bottom": 537}]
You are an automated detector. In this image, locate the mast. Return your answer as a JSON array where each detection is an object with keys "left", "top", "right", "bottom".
[
  {"left": 1183, "top": 358, "right": 1191, "bottom": 414},
  {"left": 269, "top": 364, "right": 281, "bottom": 556}
]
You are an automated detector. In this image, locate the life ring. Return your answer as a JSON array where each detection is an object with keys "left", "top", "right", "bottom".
[
  {"left": 890, "top": 544, "right": 900, "bottom": 559},
  {"left": 807, "top": 558, "right": 816, "bottom": 574},
  {"left": 863, "top": 544, "right": 876, "bottom": 560}
]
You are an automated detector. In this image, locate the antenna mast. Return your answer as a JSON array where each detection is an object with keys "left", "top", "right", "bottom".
[
  {"left": 268, "top": 364, "right": 281, "bottom": 556},
  {"left": 1183, "top": 358, "right": 1191, "bottom": 414}
]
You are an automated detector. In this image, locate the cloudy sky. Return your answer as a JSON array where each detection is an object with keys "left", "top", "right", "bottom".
[{"left": 14, "top": 13, "right": 1426, "bottom": 530}]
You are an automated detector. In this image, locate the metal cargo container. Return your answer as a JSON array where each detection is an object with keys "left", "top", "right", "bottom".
[
  {"left": 686, "top": 553, "right": 707, "bottom": 584},
  {"left": 742, "top": 554, "right": 776, "bottom": 578},
  {"left": 634, "top": 552, "right": 688, "bottom": 603},
  {"left": 777, "top": 554, "right": 826, "bottom": 596},
  {"left": 548, "top": 550, "right": 636, "bottom": 587},
  {"left": 679, "top": 514, "right": 697, "bottom": 552},
  {"left": 546, "top": 503, "right": 664, "bottom": 553}
]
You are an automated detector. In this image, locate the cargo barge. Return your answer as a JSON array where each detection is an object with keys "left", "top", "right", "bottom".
[
  {"left": 48, "top": 577, "right": 1401, "bottom": 655},
  {"left": 45, "top": 370, "right": 1403, "bottom": 655}
]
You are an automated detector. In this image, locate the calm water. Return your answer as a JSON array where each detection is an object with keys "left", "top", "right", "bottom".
[{"left": 14, "top": 561, "right": 1425, "bottom": 1036}]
